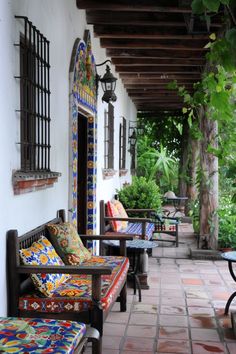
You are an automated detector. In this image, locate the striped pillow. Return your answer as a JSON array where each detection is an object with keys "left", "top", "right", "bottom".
[{"left": 107, "top": 201, "right": 123, "bottom": 232}]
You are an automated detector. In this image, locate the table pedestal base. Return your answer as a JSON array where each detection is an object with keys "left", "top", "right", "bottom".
[
  {"left": 225, "top": 291, "right": 236, "bottom": 315},
  {"left": 138, "top": 273, "right": 149, "bottom": 289}
]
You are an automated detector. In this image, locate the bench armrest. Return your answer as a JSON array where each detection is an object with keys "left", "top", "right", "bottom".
[
  {"left": 125, "top": 208, "right": 156, "bottom": 213},
  {"left": 17, "top": 265, "right": 112, "bottom": 275},
  {"left": 104, "top": 216, "right": 152, "bottom": 223},
  {"left": 80, "top": 234, "right": 133, "bottom": 256},
  {"left": 79, "top": 234, "right": 133, "bottom": 241},
  {"left": 162, "top": 216, "right": 180, "bottom": 222}
]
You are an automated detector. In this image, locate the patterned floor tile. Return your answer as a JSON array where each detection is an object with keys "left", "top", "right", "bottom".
[
  {"left": 157, "top": 339, "right": 190, "bottom": 353},
  {"left": 158, "top": 326, "right": 189, "bottom": 340},
  {"left": 189, "top": 316, "right": 217, "bottom": 328},
  {"left": 122, "top": 337, "right": 155, "bottom": 352},
  {"left": 126, "top": 325, "right": 157, "bottom": 338},
  {"left": 192, "top": 341, "right": 227, "bottom": 354},
  {"left": 190, "top": 328, "right": 220, "bottom": 341}
]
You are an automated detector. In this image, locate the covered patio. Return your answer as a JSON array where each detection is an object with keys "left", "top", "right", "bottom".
[{"left": 1, "top": 0, "right": 236, "bottom": 353}]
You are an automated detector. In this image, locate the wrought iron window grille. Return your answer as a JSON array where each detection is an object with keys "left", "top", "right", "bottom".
[
  {"left": 14, "top": 16, "right": 51, "bottom": 172},
  {"left": 104, "top": 103, "right": 114, "bottom": 170},
  {"left": 119, "top": 117, "right": 127, "bottom": 170}
]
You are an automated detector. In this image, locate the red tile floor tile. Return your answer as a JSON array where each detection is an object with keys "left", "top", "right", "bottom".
[
  {"left": 192, "top": 341, "right": 227, "bottom": 354},
  {"left": 157, "top": 339, "right": 190, "bottom": 353},
  {"left": 122, "top": 337, "right": 155, "bottom": 352}
]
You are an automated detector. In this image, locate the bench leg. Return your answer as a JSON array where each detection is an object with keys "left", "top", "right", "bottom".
[
  {"left": 86, "top": 327, "right": 101, "bottom": 354},
  {"left": 120, "top": 282, "right": 127, "bottom": 312},
  {"left": 176, "top": 224, "right": 179, "bottom": 247},
  {"left": 91, "top": 305, "right": 104, "bottom": 337}
]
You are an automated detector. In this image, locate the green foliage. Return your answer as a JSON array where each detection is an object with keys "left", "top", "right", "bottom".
[
  {"left": 189, "top": 199, "right": 200, "bottom": 234},
  {"left": 192, "top": 0, "right": 230, "bottom": 14},
  {"left": 218, "top": 195, "right": 236, "bottom": 248},
  {"left": 137, "top": 136, "right": 179, "bottom": 193},
  {"left": 117, "top": 176, "right": 162, "bottom": 212},
  {"left": 169, "top": 65, "right": 236, "bottom": 165},
  {"left": 137, "top": 114, "right": 183, "bottom": 159}
]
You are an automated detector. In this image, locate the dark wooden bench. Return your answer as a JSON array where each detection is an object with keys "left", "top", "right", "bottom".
[{"left": 7, "top": 209, "right": 132, "bottom": 354}]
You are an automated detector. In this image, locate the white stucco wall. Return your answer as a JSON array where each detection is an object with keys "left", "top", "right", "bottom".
[{"left": 0, "top": 0, "right": 136, "bottom": 315}]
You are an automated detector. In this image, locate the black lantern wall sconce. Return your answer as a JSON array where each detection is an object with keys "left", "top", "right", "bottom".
[
  {"left": 128, "top": 121, "right": 144, "bottom": 152},
  {"left": 96, "top": 60, "right": 117, "bottom": 103},
  {"left": 128, "top": 129, "right": 137, "bottom": 151}
]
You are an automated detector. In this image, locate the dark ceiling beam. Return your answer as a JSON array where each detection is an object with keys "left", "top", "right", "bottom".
[
  {"left": 125, "top": 86, "right": 193, "bottom": 91},
  {"left": 116, "top": 66, "right": 201, "bottom": 73},
  {"left": 77, "top": 0, "right": 192, "bottom": 13},
  {"left": 120, "top": 71, "right": 201, "bottom": 81},
  {"left": 122, "top": 77, "right": 200, "bottom": 82},
  {"left": 132, "top": 98, "right": 183, "bottom": 102},
  {"left": 136, "top": 105, "right": 184, "bottom": 110},
  {"left": 107, "top": 49, "right": 205, "bottom": 58},
  {"left": 86, "top": 11, "right": 222, "bottom": 27},
  {"left": 94, "top": 25, "right": 210, "bottom": 39},
  {"left": 130, "top": 90, "right": 183, "bottom": 95},
  {"left": 111, "top": 58, "right": 205, "bottom": 66},
  {"left": 137, "top": 110, "right": 182, "bottom": 116},
  {"left": 100, "top": 39, "right": 207, "bottom": 51},
  {"left": 127, "top": 88, "right": 193, "bottom": 97},
  {"left": 124, "top": 84, "right": 194, "bottom": 89}
]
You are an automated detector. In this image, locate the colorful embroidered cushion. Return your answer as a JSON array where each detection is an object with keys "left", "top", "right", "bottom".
[
  {"left": 47, "top": 222, "right": 92, "bottom": 265},
  {"left": 107, "top": 201, "right": 122, "bottom": 232},
  {"left": 0, "top": 317, "right": 86, "bottom": 353},
  {"left": 19, "top": 256, "right": 130, "bottom": 313},
  {"left": 19, "top": 236, "right": 70, "bottom": 297},
  {"left": 112, "top": 200, "right": 128, "bottom": 229}
]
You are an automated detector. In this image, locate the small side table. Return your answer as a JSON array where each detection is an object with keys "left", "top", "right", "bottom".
[
  {"left": 126, "top": 240, "right": 158, "bottom": 302},
  {"left": 221, "top": 251, "right": 236, "bottom": 315},
  {"left": 164, "top": 196, "right": 188, "bottom": 216},
  {"left": 103, "top": 239, "right": 158, "bottom": 302}
]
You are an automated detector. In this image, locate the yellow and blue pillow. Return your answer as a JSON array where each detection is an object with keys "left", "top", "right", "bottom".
[{"left": 19, "top": 236, "right": 70, "bottom": 297}]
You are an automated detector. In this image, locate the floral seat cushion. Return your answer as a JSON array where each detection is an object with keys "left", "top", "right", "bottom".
[
  {"left": 0, "top": 317, "right": 86, "bottom": 353},
  {"left": 19, "top": 256, "right": 129, "bottom": 313}
]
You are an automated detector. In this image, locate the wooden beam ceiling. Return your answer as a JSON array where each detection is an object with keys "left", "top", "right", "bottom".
[{"left": 77, "top": 0, "right": 224, "bottom": 114}]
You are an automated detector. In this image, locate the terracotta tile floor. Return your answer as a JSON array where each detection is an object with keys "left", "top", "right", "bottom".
[{"left": 85, "top": 222, "right": 236, "bottom": 353}]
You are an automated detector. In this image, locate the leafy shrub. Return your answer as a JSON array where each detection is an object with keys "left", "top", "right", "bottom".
[
  {"left": 189, "top": 199, "right": 200, "bottom": 235},
  {"left": 218, "top": 195, "right": 236, "bottom": 249},
  {"left": 117, "top": 176, "right": 162, "bottom": 212}
]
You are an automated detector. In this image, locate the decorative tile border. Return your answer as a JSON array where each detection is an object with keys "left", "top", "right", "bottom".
[{"left": 70, "top": 32, "right": 97, "bottom": 253}]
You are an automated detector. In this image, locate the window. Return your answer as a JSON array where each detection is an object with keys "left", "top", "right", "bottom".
[
  {"left": 119, "top": 117, "right": 126, "bottom": 170},
  {"left": 13, "top": 16, "right": 60, "bottom": 194},
  {"left": 104, "top": 103, "right": 114, "bottom": 169},
  {"left": 18, "top": 16, "right": 51, "bottom": 172}
]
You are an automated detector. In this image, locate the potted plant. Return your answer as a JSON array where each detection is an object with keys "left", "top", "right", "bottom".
[{"left": 117, "top": 176, "right": 162, "bottom": 214}]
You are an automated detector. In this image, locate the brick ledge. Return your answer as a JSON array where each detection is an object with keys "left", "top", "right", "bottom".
[{"left": 13, "top": 170, "right": 61, "bottom": 195}]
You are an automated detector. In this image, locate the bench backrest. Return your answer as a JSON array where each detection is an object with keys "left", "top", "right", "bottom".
[
  {"left": 100, "top": 200, "right": 113, "bottom": 234},
  {"left": 7, "top": 209, "right": 65, "bottom": 317}
]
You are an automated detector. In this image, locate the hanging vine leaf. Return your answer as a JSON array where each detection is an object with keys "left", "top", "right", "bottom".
[
  {"left": 192, "top": 0, "right": 205, "bottom": 14},
  {"left": 203, "top": 0, "right": 220, "bottom": 12}
]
